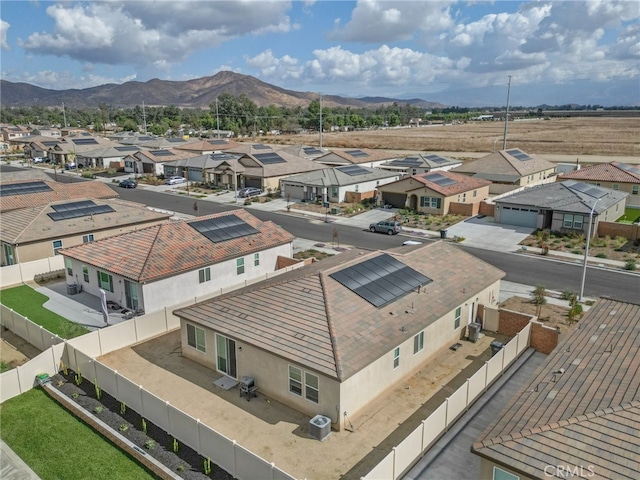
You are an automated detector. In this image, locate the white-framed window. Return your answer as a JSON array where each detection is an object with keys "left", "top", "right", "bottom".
[
  {"left": 82, "top": 265, "right": 89, "bottom": 283},
  {"left": 612, "top": 183, "right": 619, "bottom": 190},
  {"left": 289, "top": 365, "right": 303, "bottom": 396},
  {"left": 355, "top": 185, "right": 359, "bottom": 192},
  {"left": 236, "top": 258, "right": 245, "bottom": 275},
  {"left": 455, "top": 307, "right": 462, "bottom": 329},
  {"left": 82, "top": 233, "right": 94, "bottom": 243},
  {"left": 632, "top": 185, "right": 639, "bottom": 195},
  {"left": 393, "top": 347, "right": 400, "bottom": 369},
  {"left": 186, "top": 323, "right": 206, "bottom": 352},
  {"left": 331, "top": 186, "right": 338, "bottom": 197},
  {"left": 305, "top": 372, "right": 319, "bottom": 403},
  {"left": 198, "top": 267, "right": 211, "bottom": 283},
  {"left": 493, "top": 466, "right": 519, "bottom": 480},
  {"left": 97, "top": 270, "right": 113, "bottom": 292},
  {"left": 413, "top": 331, "right": 424, "bottom": 354},
  {"left": 563, "top": 214, "right": 584, "bottom": 229},
  {"left": 65, "top": 258, "right": 73, "bottom": 276},
  {"left": 52, "top": 239, "right": 63, "bottom": 254},
  {"left": 473, "top": 190, "right": 477, "bottom": 197},
  {"left": 254, "top": 253, "right": 260, "bottom": 267},
  {"left": 420, "top": 196, "right": 442, "bottom": 208}
]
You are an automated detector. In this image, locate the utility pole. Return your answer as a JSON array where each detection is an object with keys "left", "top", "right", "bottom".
[
  {"left": 142, "top": 101, "right": 147, "bottom": 134},
  {"left": 62, "top": 102, "right": 68, "bottom": 128},
  {"left": 215, "top": 98, "right": 221, "bottom": 139},
  {"left": 502, "top": 75, "right": 512, "bottom": 151},
  {"left": 319, "top": 93, "right": 323, "bottom": 149}
]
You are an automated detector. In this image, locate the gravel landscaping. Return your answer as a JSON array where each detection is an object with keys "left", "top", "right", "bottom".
[{"left": 50, "top": 371, "right": 233, "bottom": 480}]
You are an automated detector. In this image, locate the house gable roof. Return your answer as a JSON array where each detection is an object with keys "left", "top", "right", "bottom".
[
  {"left": 320, "top": 148, "right": 398, "bottom": 165},
  {"left": 381, "top": 153, "right": 462, "bottom": 170},
  {"left": 282, "top": 165, "right": 398, "bottom": 187},
  {"left": 451, "top": 149, "right": 556, "bottom": 181},
  {"left": 380, "top": 171, "right": 491, "bottom": 196},
  {"left": 59, "top": 209, "right": 294, "bottom": 283},
  {"left": 472, "top": 299, "right": 640, "bottom": 479},
  {"left": 0, "top": 180, "right": 117, "bottom": 212},
  {"left": 558, "top": 162, "right": 640, "bottom": 184},
  {"left": 174, "top": 241, "right": 505, "bottom": 380}
]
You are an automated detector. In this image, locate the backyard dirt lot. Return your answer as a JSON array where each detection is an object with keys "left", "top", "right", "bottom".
[
  {"left": 272, "top": 117, "right": 639, "bottom": 157},
  {"left": 1, "top": 328, "right": 42, "bottom": 369}
]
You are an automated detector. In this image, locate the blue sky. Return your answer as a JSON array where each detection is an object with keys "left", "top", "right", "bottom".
[{"left": 1, "top": 1, "right": 638, "bottom": 106}]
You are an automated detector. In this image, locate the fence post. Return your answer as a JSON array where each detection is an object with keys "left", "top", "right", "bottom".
[
  {"left": 232, "top": 439, "right": 238, "bottom": 478},
  {"left": 392, "top": 446, "right": 398, "bottom": 480},
  {"left": 484, "top": 361, "right": 489, "bottom": 392},
  {"left": 516, "top": 332, "right": 520, "bottom": 354},
  {"left": 444, "top": 397, "right": 449, "bottom": 430},
  {"left": 465, "top": 379, "right": 470, "bottom": 411}
]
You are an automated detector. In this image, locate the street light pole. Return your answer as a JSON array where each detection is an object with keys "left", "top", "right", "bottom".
[{"left": 579, "top": 198, "right": 600, "bottom": 302}]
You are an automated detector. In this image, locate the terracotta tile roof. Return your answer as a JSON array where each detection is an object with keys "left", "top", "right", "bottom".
[
  {"left": 401, "top": 171, "right": 491, "bottom": 196},
  {"left": 473, "top": 299, "right": 640, "bottom": 479},
  {"left": 59, "top": 209, "right": 295, "bottom": 283},
  {"left": 175, "top": 241, "right": 505, "bottom": 380},
  {"left": 558, "top": 162, "right": 640, "bottom": 184},
  {"left": 0, "top": 198, "right": 171, "bottom": 244},
  {"left": 451, "top": 149, "right": 556, "bottom": 180},
  {"left": 0, "top": 180, "right": 117, "bottom": 212}
]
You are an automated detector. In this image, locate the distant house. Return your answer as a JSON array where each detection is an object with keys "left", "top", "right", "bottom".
[
  {"left": 47, "top": 135, "right": 119, "bottom": 166},
  {"left": 59, "top": 210, "right": 295, "bottom": 314},
  {"left": 379, "top": 153, "right": 462, "bottom": 176},
  {"left": 1, "top": 124, "right": 30, "bottom": 143},
  {"left": 173, "top": 138, "right": 241, "bottom": 155},
  {"left": 174, "top": 241, "right": 504, "bottom": 431},
  {"left": 30, "top": 127, "right": 62, "bottom": 138},
  {"left": 1, "top": 198, "right": 171, "bottom": 266},
  {"left": 558, "top": 162, "right": 640, "bottom": 208},
  {"left": 164, "top": 152, "right": 244, "bottom": 185},
  {"left": 494, "top": 180, "right": 628, "bottom": 231},
  {"left": 281, "top": 165, "right": 399, "bottom": 203},
  {"left": 450, "top": 149, "right": 557, "bottom": 195},
  {"left": 472, "top": 298, "right": 640, "bottom": 480},
  {"left": 123, "top": 149, "right": 193, "bottom": 176},
  {"left": 76, "top": 144, "right": 144, "bottom": 169},
  {"left": 376, "top": 171, "right": 491, "bottom": 214},
  {"left": 313, "top": 147, "right": 398, "bottom": 168}
]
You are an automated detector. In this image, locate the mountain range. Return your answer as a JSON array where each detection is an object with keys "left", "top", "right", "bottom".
[{"left": 0, "top": 71, "right": 446, "bottom": 110}]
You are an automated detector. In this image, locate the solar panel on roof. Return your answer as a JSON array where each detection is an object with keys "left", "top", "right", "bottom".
[
  {"left": 569, "top": 182, "right": 608, "bottom": 199},
  {"left": 72, "top": 138, "right": 99, "bottom": 145},
  {"left": 254, "top": 152, "right": 286, "bottom": 164},
  {"left": 138, "top": 136, "right": 153, "bottom": 141},
  {"left": 253, "top": 144, "right": 271, "bottom": 150},
  {"left": 345, "top": 149, "right": 369, "bottom": 158},
  {"left": 425, "top": 154, "right": 451, "bottom": 164},
  {"left": 0, "top": 181, "right": 53, "bottom": 197},
  {"left": 330, "top": 253, "right": 432, "bottom": 308},
  {"left": 391, "top": 157, "right": 421, "bottom": 166},
  {"left": 47, "top": 200, "right": 115, "bottom": 221},
  {"left": 208, "top": 139, "right": 228, "bottom": 145},
  {"left": 189, "top": 215, "right": 259, "bottom": 243},
  {"left": 303, "top": 147, "right": 323, "bottom": 155},
  {"left": 167, "top": 138, "right": 186, "bottom": 143},
  {"left": 423, "top": 173, "right": 457, "bottom": 187},
  {"left": 618, "top": 163, "right": 640, "bottom": 175},
  {"left": 81, "top": 132, "right": 92, "bottom": 136},
  {"left": 42, "top": 141, "right": 59, "bottom": 147},
  {"left": 506, "top": 149, "right": 531, "bottom": 161},
  {"left": 337, "top": 165, "right": 370, "bottom": 176},
  {"left": 150, "top": 150, "right": 175, "bottom": 157},
  {"left": 114, "top": 146, "right": 139, "bottom": 152}
]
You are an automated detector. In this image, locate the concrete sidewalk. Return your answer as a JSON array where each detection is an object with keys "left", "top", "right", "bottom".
[{"left": 0, "top": 440, "right": 40, "bottom": 480}]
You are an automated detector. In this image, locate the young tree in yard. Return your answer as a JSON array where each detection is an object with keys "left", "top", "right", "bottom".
[
  {"left": 530, "top": 285, "right": 547, "bottom": 317},
  {"left": 536, "top": 229, "right": 550, "bottom": 255},
  {"left": 567, "top": 293, "right": 583, "bottom": 324}
]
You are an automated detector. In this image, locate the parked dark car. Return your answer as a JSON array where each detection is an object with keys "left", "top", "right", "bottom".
[
  {"left": 369, "top": 220, "right": 402, "bottom": 235},
  {"left": 238, "top": 187, "right": 263, "bottom": 198},
  {"left": 64, "top": 162, "right": 77, "bottom": 170},
  {"left": 119, "top": 179, "right": 137, "bottom": 189}
]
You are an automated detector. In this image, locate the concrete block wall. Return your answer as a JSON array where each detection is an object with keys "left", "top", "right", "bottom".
[
  {"left": 597, "top": 221, "right": 639, "bottom": 241},
  {"left": 530, "top": 322, "right": 560, "bottom": 354},
  {"left": 448, "top": 202, "right": 480, "bottom": 216},
  {"left": 498, "top": 309, "right": 534, "bottom": 337},
  {"left": 478, "top": 202, "right": 495, "bottom": 216}
]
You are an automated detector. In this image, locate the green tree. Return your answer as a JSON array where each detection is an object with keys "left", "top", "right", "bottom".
[{"left": 530, "top": 285, "right": 547, "bottom": 318}]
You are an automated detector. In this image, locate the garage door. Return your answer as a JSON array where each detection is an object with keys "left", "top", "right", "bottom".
[
  {"left": 499, "top": 206, "right": 539, "bottom": 228},
  {"left": 244, "top": 177, "right": 262, "bottom": 188},
  {"left": 283, "top": 184, "right": 305, "bottom": 201},
  {"left": 382, "top": 193, "right": 407, "bottom": 208}
]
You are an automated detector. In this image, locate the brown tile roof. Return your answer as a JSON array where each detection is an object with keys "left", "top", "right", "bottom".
[
  {"left": 0, "top": 180, "right": 117, "bottom": 212},
  {"left": 558, "top": 162, "right": 640, "bottom": 184},
  {"left": 175, "top": 241, "right": 505, "bottom": 380},
  {"left": 59, "top": 209, "right": 295, "bottom": 283},
  {"left": 401, "top": 171, "right": 491, "bottom": 196},
  {"left": 0, "top": 198, "right": 171, "bottom": 244},
  {"left": 451, "top": 149, "right": 556, "bottom": 178},
  {"left": 473, "top": 299, "right": 640, "bottom": 479},
  {"left": 328, "top": 147, "right": 398, "bottom": 165}
]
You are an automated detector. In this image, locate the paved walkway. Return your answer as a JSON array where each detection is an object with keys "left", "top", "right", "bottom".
[{"left": 0, "top": 440, "right": 40, "bottom": 480}]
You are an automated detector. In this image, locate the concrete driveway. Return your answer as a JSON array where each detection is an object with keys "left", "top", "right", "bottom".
[{"left": 445, "top": 216, "right": 534, "bottom": 252}]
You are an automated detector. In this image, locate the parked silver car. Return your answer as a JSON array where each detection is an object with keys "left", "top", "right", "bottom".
[
  {"left": 369, "top": 220, "right": 402, "bottom": 235},
  {"left": 165, "top": 175, "right": 186, "bottom": 185}
]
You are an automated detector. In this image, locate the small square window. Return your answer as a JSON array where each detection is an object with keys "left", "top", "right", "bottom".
[
  {"left": 82, "top": 234, "right": 94, "bottom": 243},
  {"left": 52, "top": 239, "right": 63, "bottom": 254},
  {"left": 198, "top": 267, "right": 211, "bottom": 283},
  {"left": 632, "top": 185, "right": 639, "bottom": 195}
]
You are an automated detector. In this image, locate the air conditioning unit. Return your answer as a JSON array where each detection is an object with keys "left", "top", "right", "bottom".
[{"left": 309, "top": 415, "right": 332, "bottom": 441}]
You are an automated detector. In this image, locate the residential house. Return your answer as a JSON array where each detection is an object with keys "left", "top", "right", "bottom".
[
  {"left": 140, "top": 137, "right": 200, "bottom": 150},
  {"left": 47, "top": 135, "right": 119, "bottom": 166},
  {"left": 313, "top": 147, "right": 398, "bottom": 168},
  {"left": 112, "top": 133, "right": 157, "bottom": 145},
  {"left": 123, "top": 149, "right": 194, "bottom": 176},
  {"left": 1, "top": 124, "right": 30, "bottom": 143},
  {"left": 59, "top": 210, "right": 295, "bottom": 314},
  {"left": 174, "top": 241, "right": 504, "bottom": 431},
  {"left": 558, "top": 162, "right": 640, "bottom": 208},
  {"left": 75, "top": 145, "right": 145, "bottom": 169},
  {"left": 30, "top": 127, "right": 62, "bottom": 138},
  {"left": 0, "top": 179, "right": 117, "bottom": 213},
  {"left": 375, "top": 171, "right": 491, "bottom": 214},
  {"left": 22, "top": 136, "right": 64, "bottom": 161},
  {"left": 164, "top": 152, "right": 244, "bottom": 185},
  {"left": 281, "top": 165, "right": 400, "bottom": 203},
  {"left": 450, "top": 149, "right": 557, "bottom": 195},
  {"left": 1, "top": 198, "right": 171, "bottom": 266},
  {"left": 494, "top": 180, "right": 628, "bottom": 231},
  {"left": 472, "top": 298, "right": 640, "bottom": 480},
  {"left": 379, "top": 153, "right": 462, "bottom": 176},
  {"left": 173, "top": 138, "right": 241, "bottom": 155}
]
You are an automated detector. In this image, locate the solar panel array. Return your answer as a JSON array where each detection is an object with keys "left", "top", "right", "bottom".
[
  {"left": 189, "top": 215, "right": 259, "bottom": 243},
  {"left": 569, "top": 182, "right": 608, "bottom": 199},
  {"left": 345, "top": 149, "right": 369, "bottom": 158},
  {"left": 42, "top": 141, "right": 59, "bottom": 147},
  {"left": 423, "top": 172, "right": 457, "bottom": 187},
  {"left": 208, "top": 139, "right": 228, "bottom": 145},
  {"left": 303, "top": 147, "right": 323, "bottom": 155},
  {"left": 167, "top": 138, "right": 186, "bottom": 143},
  {"left": 425, "top": 154, "right": 451, "bottom": 164},
  {"left": 506, "top": 149, "right": 531, "bottom": 161},
  {"left": 47, "top": 200, "right": 115, "bottom": 221},
  {"left": 0, "top": 181, "right": 53, "bottom": 197},
  {"left": 149, "top": 150, "right": 175, "bottom": 157},
  {"left": 254, "top": 152, "right": 286, "bottom": 164},
  {"left": 391, "top": 157, "right": 421, "bottom": 166},
  {"left": 330, "top": 253, "right": 432, "bottom": 308},
  {"left": 253, "top": 144, "right": 271, "bottom": 150},
  {"left": 72, "top": 138, "right": 99, "bottom": 145},
  {"left": 114, "top": 146, "right": 139, "bottom": 152},
  {"left": 138, "top": 136, "right": 153, "bottom": 141},
  {"left": 618, "top": 163, "right": 640, "bottom": 175},
  {"left": 210, "top": 153, "right": 236, "bottom": 161},
  {"left": 337, "top": 165, "right": 370, "bottom": 176}
]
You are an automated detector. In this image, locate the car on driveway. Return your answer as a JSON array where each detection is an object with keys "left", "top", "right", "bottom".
[
  {"left": 165, "top": 176, "right": 186, "bottom": 185},
  {"left": 32, "top": 157, "right": 45, "bottom": 164},
  {"left": 238, "top": 187, "right": 263, "bottom": 198},
  {"left": 369, "top": 220, "right": 402, "bottom": 235},
  {"left": 119, "top": 179, "right": 137, "bottom": 189},
  {"left": 64, "top": 162, "right": 77, "bottom": 170}
]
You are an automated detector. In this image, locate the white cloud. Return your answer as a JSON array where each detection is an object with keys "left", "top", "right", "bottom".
[{"left": 0, "top": 19, "right": 10, "bottom": 50}]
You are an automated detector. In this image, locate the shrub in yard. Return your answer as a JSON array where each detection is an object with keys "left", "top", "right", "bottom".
[
  {"left": 93, "top": 405, "right": 104, "bottom": 415},
  {"left": 572, "top": 250, "right": 581, "bottom": 255},
  {"left": 624, "top": 259, "right": 637, "bottom": 271},
  {"left": 145, "top": 439, "right": 156, "bottom": 450},
  {"left": 595, "top": 253, "right": 607, "bottom": 258}
]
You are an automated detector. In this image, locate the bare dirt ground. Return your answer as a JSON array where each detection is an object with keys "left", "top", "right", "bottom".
[
  {"left": 271, "top": 117, "right": 639, "bottom": 157},
  {"left": 520, "top": 233, "right": 640, "bottom": 264},
  {"left": 0, "top": 328, "right": 42, "bottom": 369},
  {"left": 500, "top": 296, "right": 577, "bottom": 337}
]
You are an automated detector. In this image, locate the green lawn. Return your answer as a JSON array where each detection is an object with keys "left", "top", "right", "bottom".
[
  {"left": 617, "top": 207, "right": 640, "bottom": 224},
  {"left": 0, "top": 388, "right": 155, "bottom": 480},
  {"left": 0, "top": 285, "right": 89, "bottom": 338}
]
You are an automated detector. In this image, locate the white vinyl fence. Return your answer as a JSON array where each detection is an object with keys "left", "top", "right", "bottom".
[
  {"left": 0, "top": 256, "right": 64, "bottom": 288},
  {"left": 362, "top": 323, "right": 532, "bottom": 480}
]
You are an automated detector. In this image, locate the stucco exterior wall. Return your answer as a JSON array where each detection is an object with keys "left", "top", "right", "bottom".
[{"left": 550, "top": 199, "right": 627, "bottom": 234}]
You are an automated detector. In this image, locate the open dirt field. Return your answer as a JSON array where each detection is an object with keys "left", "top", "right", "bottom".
[
  {"left": 273, "top": 117, "right": 639, "bottom": 157},
  {"left": 0, "top": 328, "right": 42, "bottom": 369}
]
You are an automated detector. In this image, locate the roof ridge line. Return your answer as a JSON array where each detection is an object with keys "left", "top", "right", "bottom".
[
  {"left": 137, "top": 224, "right": 165, "bottom": 282},
  {"left": 319, "top": 272, "right": 342, "bottom": 381}
]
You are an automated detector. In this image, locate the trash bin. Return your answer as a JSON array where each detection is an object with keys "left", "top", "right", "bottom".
[
  {"left": 66, "top": 283, "right": 78, "bottom": 295},
  {"left": 468, "top": 322, "right": 481, "bottom": 342},
  {"left": 490, "top": 341, "right": 505, "bottom": 356},
  {"left": 440, "top": 229, "right": 447, "bottom": 239}
]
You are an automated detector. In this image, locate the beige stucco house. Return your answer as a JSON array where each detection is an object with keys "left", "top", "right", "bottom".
[
  {"left": 174, "top": 241, "right": 504, "bottom": 431},
  {"left": 375, "top": 171, "right": 491, "bottom": 214}
]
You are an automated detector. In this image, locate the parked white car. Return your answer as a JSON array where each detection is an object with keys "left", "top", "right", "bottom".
[{"left": 165, "top": 176, "right": 186, "bottom": 185}]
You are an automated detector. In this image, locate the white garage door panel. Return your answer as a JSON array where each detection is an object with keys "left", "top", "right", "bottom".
[{"left": 499, "top": 206, "right": 539, "bottom": 228}]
